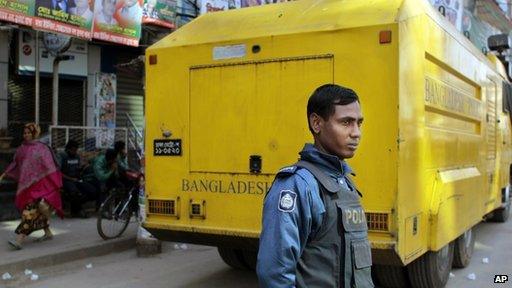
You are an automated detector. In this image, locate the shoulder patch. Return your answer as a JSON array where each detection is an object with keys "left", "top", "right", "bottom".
[
  {"left": 278, "top": 190, "right": 297, "bottom": 212},
  {"left": 276, "top": 166, "right": 298, "bottom": 178}
]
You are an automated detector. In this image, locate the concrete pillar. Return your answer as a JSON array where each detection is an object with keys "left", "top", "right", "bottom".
[
  {"left": 86, "top": 45, "right": 101, "bottom": 127},
  {"left": 0, "top": 30, "right": 9, "bottom": 130}
]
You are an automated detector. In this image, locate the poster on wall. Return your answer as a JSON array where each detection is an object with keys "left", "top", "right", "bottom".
[
  {"left": 241, "top": 0, "right": 261, "bottom": 7},
  {"left": 142, "top": 0, "right": 176, "bottom": 28},
  {"left": 32, "top": 0, "right": 95, "bottom": 39},
  {"left": 0, "top": 0, "right": 35, "bottom": 26},
  {"left": 200, "top": 0, "right": 240, "bottom": 14},
  {"left": 462, "top": 8, "right": 501, "bottom": 52},
  {"left": 95, "top": 73, "right": 117, "bottom": 148},
  {"left": 240, "top": 0, "right": 292, "bottom": 8},
  {"left": 92, "top": 0, "right": 143, "bottom": 46},
  {"left": 429, "top": 0, "right": 463, "bottom": 31}
]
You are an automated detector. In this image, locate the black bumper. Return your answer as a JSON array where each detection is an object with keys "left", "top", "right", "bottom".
[{"left": 143, "top": 226, "right": 259, "bottom": 250}]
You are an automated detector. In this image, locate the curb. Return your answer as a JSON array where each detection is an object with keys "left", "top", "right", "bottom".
[{"left": 0, "top": 236, "right": 136, "bottom": 273}]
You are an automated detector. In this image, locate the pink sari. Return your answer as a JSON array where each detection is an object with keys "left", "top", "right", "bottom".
[{"left": 4, "top": 140, "right": 63, "bottom": 217}]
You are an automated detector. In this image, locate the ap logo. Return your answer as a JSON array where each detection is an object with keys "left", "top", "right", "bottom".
[{"left": 494, "top": 275, "right": 509, "bottom": 283}]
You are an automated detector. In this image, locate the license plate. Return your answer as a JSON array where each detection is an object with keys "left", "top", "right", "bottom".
[{"left": 154, "top": 139, "right": 182, "bottom": 156}]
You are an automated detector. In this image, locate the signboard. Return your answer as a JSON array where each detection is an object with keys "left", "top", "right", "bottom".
[
  {"left": 42, "top": 32, "right": 71, "bottom": 56},
  {"left": 17, "top": 30, "right": 88, "bottom": 77},
  {"left": 33, "top": 0, "right": 95, "bottom": 39},
  {"left": 142, "top": 0, "right": 176, "bottom": 28},
  {"left": 92, "top": 0, "right": 143, "bottom": 46},
  {"left": 0, "top": 0, "right": 35, "bottom": 26}
]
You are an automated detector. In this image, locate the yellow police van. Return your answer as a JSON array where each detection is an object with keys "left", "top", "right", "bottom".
[{"left": 143, "top": 0, "right": 512, "bottom": 287}]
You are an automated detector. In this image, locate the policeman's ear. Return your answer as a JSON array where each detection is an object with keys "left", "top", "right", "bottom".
[{"left": 309, "top": 113, "right": 323, "bottom": 135}]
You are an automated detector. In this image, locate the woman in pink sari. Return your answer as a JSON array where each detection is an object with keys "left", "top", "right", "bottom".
[{"left": 0, "top": 123, "right": 63, "bottom": 250}]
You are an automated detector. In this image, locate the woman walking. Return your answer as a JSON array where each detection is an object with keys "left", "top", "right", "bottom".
[{"left": 0, "top": 123, "right": 63, "bottom": 250}]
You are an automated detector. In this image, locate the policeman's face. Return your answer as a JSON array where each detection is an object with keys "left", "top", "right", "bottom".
[{"left": 311, "top": 101, "right": 363, "bottom": 160}]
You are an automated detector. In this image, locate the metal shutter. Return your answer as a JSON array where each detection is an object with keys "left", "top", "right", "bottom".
[
  {"left": 8, "top": 75, "right": 84, "bottom": 146},
  {"left": 116, "top": 54, "right": 144, "bottom": 129}
]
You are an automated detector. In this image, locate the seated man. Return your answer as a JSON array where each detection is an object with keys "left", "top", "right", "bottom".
[
  {"left": 82, "top": 148, "right": 121, "bottom": 205},
  {"left": 114, "top": 141, "right": 129, "bottom": 173},
  {"left": 113, "top": 140, "right": 139, "bottom": 187},
  {"left": 59, "top": 140, "right": 98, "bottom": 218}
]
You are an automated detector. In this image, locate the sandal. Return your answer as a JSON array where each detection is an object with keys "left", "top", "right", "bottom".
[
  {"left": 35, "top": 234, "right": 53, "bottom": 242},
  {"left": 8, "top": 240, "right": 22, "bottom": 250}
]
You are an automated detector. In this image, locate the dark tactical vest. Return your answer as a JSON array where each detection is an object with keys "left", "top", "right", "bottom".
[
  {"left": 278, "top": 160, "right": 374, "bottom": 288},
  {"left": 60, "top": 153, "right": 81, "bottom": 178}
]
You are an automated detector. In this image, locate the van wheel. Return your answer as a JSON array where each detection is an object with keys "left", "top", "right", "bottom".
[
  {"left": 490, "top": 205, "right": 510, "bottom": 222},
  {"left": 217, "top": 247, "right": 248, "bottom": 270},
  {"left": 241, "top": 250, "right": 257, "bottom": 270},
  {"left": 452, "top": 228, "right": 475, "bottom": 268},
  {"left": 373, "top": 264, "right": 409, "bottom": 288},
  {"left": 408, "top": 242, "right": 454, "bottom": 288},
  {"left": 490, "top": 186, "right": 511, "bottom": 223}
]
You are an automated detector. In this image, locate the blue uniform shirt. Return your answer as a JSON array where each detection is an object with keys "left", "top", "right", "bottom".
[{"left": 257, "top": 144, "right": 355, "bottom": 287}]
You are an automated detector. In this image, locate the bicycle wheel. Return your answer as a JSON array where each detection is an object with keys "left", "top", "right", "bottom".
[{"left": 97, "top": 190, "right": 132, "bottom": 240}]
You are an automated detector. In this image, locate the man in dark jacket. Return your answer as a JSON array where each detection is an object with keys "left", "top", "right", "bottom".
[
  {"left": 59, "top": 140, "right": 98, "bottom": 218},
  {"left": 82, "top": 148, "right": 122, "bottom": 206}
]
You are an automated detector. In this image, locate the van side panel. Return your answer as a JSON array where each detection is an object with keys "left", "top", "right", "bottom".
[
  {"left": 398, "top": 9, "right": 511, "bottom": 265},
  {"left": 144, "top": 25, "right": 399, "bottom": 244}
]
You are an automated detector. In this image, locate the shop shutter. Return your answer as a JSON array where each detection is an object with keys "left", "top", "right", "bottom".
[
  {"left": 115, "top": 54, "right": 144, "bottom": 129},
  {"left": 7, "top": 75, "right": 84, "bottom": 146}
]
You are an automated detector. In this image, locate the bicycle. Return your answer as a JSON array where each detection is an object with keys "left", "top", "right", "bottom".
[{"left": 97, "top": 170, "right": 144, "bottom": 240}]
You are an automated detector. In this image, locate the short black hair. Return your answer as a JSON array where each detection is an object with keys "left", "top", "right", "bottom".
[
  {"left": 114, "top": 141, "right": 125, "bottom": 153},
  {"left": 105, "top": 148, "right": 117, "bottom": 162},
  {"left": 307, "top": 84, "right": 360, "bottom": 133},
  {"left": 65, "top": 140, "right": 79, "bottom": 150}
]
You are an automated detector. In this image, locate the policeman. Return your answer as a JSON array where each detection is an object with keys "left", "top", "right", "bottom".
[
  {"left": 257, "top": 84, "right": 374, "bottom": 288},
  {"left": 58, "top": 140, "right": 98, "bottom": 218}
]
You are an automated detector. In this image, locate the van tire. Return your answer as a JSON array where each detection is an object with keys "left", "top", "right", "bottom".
[
  {"left": 490, "top": 206, "right": 510, "bottom": 222},
  {"left": 217, "top": 247, "right": 248, "bottom": 270},
  {"left": 489, "top": 186, "right": 511, "bottom": 223},
  {"left": 407, "top": 242, "right": 454, "bottom": 288},
  {"left": 373, "top": 264, "right": 409, "bottom": 288},
  {"left": 241, "top": 250, "right": 257, "bottom": 270},
  {"left": 452, "top": 228, "right": 475, "bottom": 268}
]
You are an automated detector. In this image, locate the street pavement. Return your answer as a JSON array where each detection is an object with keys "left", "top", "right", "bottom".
[
  {"left": 0, "top": 216, "right": 510, "bottom": 288},
  {"left": 447, "top": 220, "right": 512, "bottom": 288},
  {"left": 0, "top": 216, "right": 137, "bottom": 276}
]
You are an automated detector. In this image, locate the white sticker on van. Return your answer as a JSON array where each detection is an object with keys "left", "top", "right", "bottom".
[{"left": 213, "top": 44, "right": 246, "bottom": 60}]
